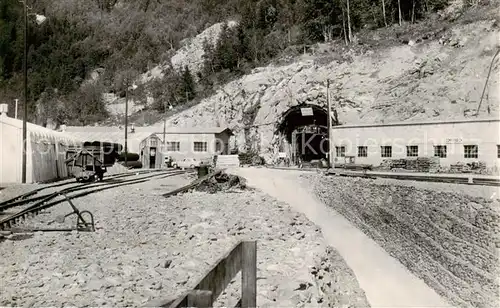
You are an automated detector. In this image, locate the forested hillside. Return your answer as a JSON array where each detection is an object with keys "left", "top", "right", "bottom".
[{"left": 1, "top": 0, "right": 459, "bottom": 126}]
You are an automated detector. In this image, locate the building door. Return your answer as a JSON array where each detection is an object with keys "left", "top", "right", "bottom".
[{"left": 149, "top": 147, "right": 156, "bottom": 169}]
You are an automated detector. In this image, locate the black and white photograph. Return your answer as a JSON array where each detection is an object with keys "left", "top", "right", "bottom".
[{"left": 0, "top": 0, "right": 499, "bottom": 307}]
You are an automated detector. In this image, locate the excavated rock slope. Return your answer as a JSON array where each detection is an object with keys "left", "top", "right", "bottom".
[
  {"left": 151, "top": 7, "right": 499, "bottom": 161},
  {"left": 306, "top": 173, "right": 500, "bottom": 308}
]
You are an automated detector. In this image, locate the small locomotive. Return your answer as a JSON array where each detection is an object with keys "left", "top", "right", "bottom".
[{"left": 65, "top": 141, "right": 123, "bottom": 182}]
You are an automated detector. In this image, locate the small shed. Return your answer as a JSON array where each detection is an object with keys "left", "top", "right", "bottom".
[
  {"left": 139, "top": 133, "right": 163, "bottom": 169},
  {"left": 0, "top": 111, "right": 82, "bottom": 183}
]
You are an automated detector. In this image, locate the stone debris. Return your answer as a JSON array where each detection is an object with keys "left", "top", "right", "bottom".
[
  {"left": 304, "top": 173, "right": 500, "bottom": 308},
  {"left": 192, "top": 171, "right": 247, "bottom": 194},
  {"left": 0, "top": 174, "right": 369, "bottom": 307}
]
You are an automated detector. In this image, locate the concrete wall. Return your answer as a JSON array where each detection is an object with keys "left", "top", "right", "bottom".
[
  {"left": 331, "top": 119, "right": 500, "bottom": 169},
  {"left": 160, "top": 133, "right": 218, "bottom": 161},
  {"left": 311, "top": 175, "right": 499, "bottom": 308}
]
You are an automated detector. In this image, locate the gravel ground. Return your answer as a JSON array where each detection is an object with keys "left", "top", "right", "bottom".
[
  {"left": 303, "top": 173, "right": 500, "bottom": 308},
  {"left": 0, "top": 172, "right": 370, "bottom": 307}
]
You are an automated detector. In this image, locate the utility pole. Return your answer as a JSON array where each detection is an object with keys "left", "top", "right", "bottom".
[
  {"left": 326, "top": 79, "right": 333, "bottom": 169},
  {"left": 22, "top": 1, "right": 28, "bottom": 184},
  {"left": 124, "top": 78, "right": 128, "bottom": 169},
  {"left": 163, "top": 101, "right": 167, "bottom": 148}
]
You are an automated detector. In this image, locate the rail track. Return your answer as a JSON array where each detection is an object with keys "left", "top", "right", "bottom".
[
  {"left": 0, "top": 169, "right": 193, "bottom": 232},
  {"left": 327, "top": 169, "right": 500, "bottom": 187},
  {"left": 0, "top": 169, "right": 169, "bottom": 207},
  {"left": 267, "top": 166, "right": 500, "bottom": 187}
]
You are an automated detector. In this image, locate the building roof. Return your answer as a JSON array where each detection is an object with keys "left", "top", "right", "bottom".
[
  {"left": 63, "top": 125, "right": 232, "bottom": 135},
  {"left": 63, "top": 131, "right": 151, "bottom": 154},
  {"left": 0, "top": 115, "right": 82, "bottom": 143},
  {"left": 154, "top": 127, "right": 232, "bottom": 134},
  {"left": 332, "top": 118, "right": 500, "bottom": 129},
  {"left": 63, "top": 125, "right": 158, "bottom": 133}
]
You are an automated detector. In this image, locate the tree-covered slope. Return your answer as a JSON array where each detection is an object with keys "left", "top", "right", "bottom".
[{"left": 0, "top": 0, "right": 458, "bottom": 126}]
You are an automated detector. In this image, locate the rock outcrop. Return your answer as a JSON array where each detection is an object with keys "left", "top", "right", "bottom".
[
  {"left": 171, "top": 21, "right": 238, "bottom": 76},
  {"left": 149, "top": 16, "right": 499, "bottom": 162}
]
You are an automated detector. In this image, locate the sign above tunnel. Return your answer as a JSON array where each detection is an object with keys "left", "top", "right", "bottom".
[{"left": 300, "top": 107, "right": 313, "bottom": 116}]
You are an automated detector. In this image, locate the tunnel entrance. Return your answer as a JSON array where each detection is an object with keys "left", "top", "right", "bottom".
[{"left": 277, "top": 104, "right": 330, "bottom": 166}]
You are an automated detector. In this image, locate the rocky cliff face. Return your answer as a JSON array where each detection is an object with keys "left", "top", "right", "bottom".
[
  {"left": 149, "top": 11, "right": 499, "bottom": 162},
  {"left": 103, "top": 21, "right": 237, "bottom": 117}
]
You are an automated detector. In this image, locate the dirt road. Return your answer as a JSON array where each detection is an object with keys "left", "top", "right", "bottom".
[{"left": 228, "top": 167, "right": 452, "bottom": 308}]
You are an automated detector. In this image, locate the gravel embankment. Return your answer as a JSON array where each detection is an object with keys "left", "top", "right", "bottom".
[
  {"left": 303, "top": 173, "right": 500, "bottom": 308},
  {"left": 1, "top": 173, "right": 370, "bottom": 307}
]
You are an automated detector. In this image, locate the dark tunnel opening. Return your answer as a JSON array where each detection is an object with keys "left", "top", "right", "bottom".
[{"left": 277, "top": 104, "right": 330, "bottom": 164}]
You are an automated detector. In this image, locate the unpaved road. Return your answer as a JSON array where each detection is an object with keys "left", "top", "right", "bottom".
[{"left": 229, "top": 167, "right": 453, "bottom": 308}]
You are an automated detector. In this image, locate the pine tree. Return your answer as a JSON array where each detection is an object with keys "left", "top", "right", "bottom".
[{"left": 181, "top": 65, "right": 196, "bottom": 102}]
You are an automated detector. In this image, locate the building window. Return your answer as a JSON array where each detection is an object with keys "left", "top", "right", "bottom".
[
  {"left": 464, "top": 145, "right": 478, "bottom": 158},
  {"left": 434, "top": 145, "right": 447, "bottom": 158},
  {"left": 165, "top": 142, "right": 180, "bottom": 152},
  {"left": 498, "top": 145, "right": 500, "bottom": 158},
  {"left": 150, "top": 138, "right": 158, "bottom": 147},
  {"left": 406, "top": 145, "right": 418, "bottom": 157},
  {"left": 357, "top": 146, "right": 368, "bottom": 157},
  {"left": 336, "top": 146, "right": 346, "bottom": 157},
  {"left": 381, "top": 146, "right": 392, "bottom": 158},
  {"left": 194, "top": 141, "right": 208, "bottom": 152}
]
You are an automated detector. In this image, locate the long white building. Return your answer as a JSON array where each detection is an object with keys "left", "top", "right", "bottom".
[
  {"left": 0, "top": 106, "right": 82, "bottom": 183},
  {"left": 330, "top": 118, "right": 500, "bottom": 171}
]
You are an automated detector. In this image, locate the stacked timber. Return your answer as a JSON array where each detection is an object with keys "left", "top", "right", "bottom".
[
  {"left": 450, "top": 162, "right": 467, "bottom": 173},
  {"left": 390, "top": 159, "right": 407, "bottom": 169},
  {"left": 405, "top": 158, "right": 418, "bottom": 170},
  {"left": 379, "top": 157, "right": 440, "bottom": 172},
  {"left": 416, "top": 157, "right": 440, "bottom": 172},
  {"left": 378, "top": 160, "right": 392, "bottom": 170}
]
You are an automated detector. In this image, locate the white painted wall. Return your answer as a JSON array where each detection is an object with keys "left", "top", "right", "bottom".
[
  {"left": 160, "top": 133, "right": 217, "bottom": 161},
  {"left": 1, "top": 116, "right": 82, "bottom": 183},
  {"left": 0, "top": 120, "right": 22, "bottom": 183},
  {"left": 331, "top": 119, "right": 500, "bottom": 169}
]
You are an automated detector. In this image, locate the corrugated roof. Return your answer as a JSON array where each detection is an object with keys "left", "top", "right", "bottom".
[
  {"left": 63, "top": 131, "right": 151, "bottom": 154},
  {"left": 0, "top": 116, "right": 82, "bottom": 143},
  {"left": 64, "top": 125, "right": 231, "bottom": 134},
  {"left": 64, "top": 126, "right": 158, "bottom": 133}
]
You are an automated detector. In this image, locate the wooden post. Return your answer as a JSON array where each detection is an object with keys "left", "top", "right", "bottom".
[
  {"left": 241, "top": 241, "right": 257, "bottom": 308},
  {"left": 327, "top": 80, "right": 333, "bottom": 169},
  {"left": 187, "top": 290, "right": 212, "bottom": 307}
]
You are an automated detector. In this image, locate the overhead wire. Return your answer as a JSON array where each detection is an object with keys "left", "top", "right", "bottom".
[{"left": 475, "top": 47, "right": 500, "bottom": 116}]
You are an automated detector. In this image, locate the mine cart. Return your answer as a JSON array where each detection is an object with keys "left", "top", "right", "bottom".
[{"left": 65, "top": 141, "right": 123, "bottom": 182}]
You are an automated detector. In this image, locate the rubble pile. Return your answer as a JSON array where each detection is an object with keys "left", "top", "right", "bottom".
[
  {"left": 238, "top": 152, "right": 265, "bottom": 166},
  {"left": 193, "top": 171, "right": 247, "bottom": 194},
  {"left": 305, "top": 173, "right": 500, "bottom": 308},
  {"left": 449, "top": 161, "right": 489, "bottom": 174}
]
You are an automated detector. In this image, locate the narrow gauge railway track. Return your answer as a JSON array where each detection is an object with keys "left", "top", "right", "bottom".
[
  {"left": 327, "top": 169, "right": 500, "bottom": 187},
  {"left": 0, "top": 169, "right": 170, "bottom": 206},
  {"left": 0, "top": 169, "right": 176, "bottom": 213},
  {"left": 0, "top": 170, "right": 193, "bottom": 231}
]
